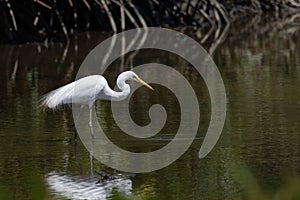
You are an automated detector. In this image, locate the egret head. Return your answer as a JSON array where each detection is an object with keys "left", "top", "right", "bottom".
[{"left": 121, "top": 71, "right": 154, "bottom": 91}]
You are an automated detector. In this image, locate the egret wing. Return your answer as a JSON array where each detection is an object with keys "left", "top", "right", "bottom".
[{"left": 42, "top": 75, "right": 107, "bottom": 109}]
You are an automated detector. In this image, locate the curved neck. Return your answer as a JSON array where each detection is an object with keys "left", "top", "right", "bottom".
[{"left": 103, "top": 74, "right": 131, "bottom": 101}]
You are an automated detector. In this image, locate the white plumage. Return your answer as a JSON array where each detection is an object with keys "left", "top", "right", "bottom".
[
  {"left": 42, "top": 75, "right": 107, "bottom": 109},
  {"left": 41, "top": 71, "right": 153, "bottom": 138},
  {"left": 42, "top": 71, "right": 153, "bottom": 109}
]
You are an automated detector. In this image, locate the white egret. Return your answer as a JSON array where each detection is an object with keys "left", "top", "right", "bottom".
[{"left": 42, "top": 71, "right": 154, "bottom": 139}]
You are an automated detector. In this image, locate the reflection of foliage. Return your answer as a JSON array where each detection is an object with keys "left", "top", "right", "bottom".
[{"left": 213, "top": 13, "right": 300, "bottom": 69}]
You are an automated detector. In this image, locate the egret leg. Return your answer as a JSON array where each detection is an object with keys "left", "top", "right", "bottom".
[
  {"left": 74, "top": 138, "right": 79, "bottom": 164},
  {"left": 74, "top": 129, "right": 77, "bottom": 141},
  {"left": 89, "top": 107, "right": 95, "bottom": 139},
  {"left": 88, "top": 104, "right": 95, "bottom": 176},
  {"left": 90, "top": 139, "right": 94, "bottom": 177},
  {"left": 74, "top": 104, "right": 84, "bottom": 141},
  {"left": 88, "top": 106, "right": 94, "bottom": 176}
]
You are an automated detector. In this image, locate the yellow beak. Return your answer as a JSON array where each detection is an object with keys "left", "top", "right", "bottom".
[{"left": 136, "top": 76, "right": 154, "bottom": 91}]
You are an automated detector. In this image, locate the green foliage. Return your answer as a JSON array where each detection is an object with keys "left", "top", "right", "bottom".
[
  {"left": 233, "top": 163, "right": 267, "bottom": 200},
  {"left": 0, "top": 186, "right": 9, "bottom": 200},
  {"left": 233, "top": 163, "right": 300, "bottom": 200},
  {"left": 0, "top": 174, "right": 50, "bottom": 200},
  {"left": 29, "top": 174, "right": 47, "bottom": 200},
  {"left": 110, "top": 189, "right": 132, "bottom": 200}
]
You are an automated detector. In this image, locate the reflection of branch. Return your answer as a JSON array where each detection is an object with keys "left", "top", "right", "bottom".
[
  {"left": 61, "top": 41, "right": 70, "bottom": 63},
  {"left": 125, "top": 28, "right": 141, "bottom": 52},
  {"left": 57, "top": 42, "right": 70, "bottom": 73},
  {"left": 233, "top": 13, "right": 300, "bottom": 39},
  {"left": 126, "top": 28, "right": 148, "bottom": 69},
  {"left": 214, "top": 12, "right": 300, "bottom": 66},
  {"left": 102, "top": 34, "right": 117, "bottom": 66},
  {"left": 64, "top": 62, "right": 74, "bottom": 82},
  {"left": 201, "top": 25, "right": 214, "bottom": 44},
  {"left": 10, "top": 60, "right": 18, "bottom": 81},
  {"left": 208, "top": 23, "right": 230, "bottom": 55}
]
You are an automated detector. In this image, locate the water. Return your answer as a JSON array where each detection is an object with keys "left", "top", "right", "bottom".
[{"left": 0, "top": 16, "right": 300, "bottom": 199}]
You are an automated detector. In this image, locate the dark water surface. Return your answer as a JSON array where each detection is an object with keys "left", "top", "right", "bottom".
[{"left": 0, "top": 16, "right": 300, "bottom": 199}]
